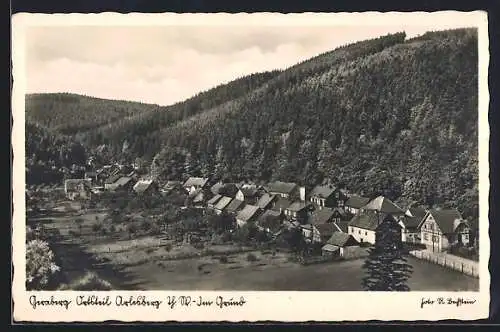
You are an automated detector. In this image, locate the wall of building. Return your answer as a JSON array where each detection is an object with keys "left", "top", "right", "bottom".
[{"left": 348, "top": 226, "right": 376, "bottom": 244}]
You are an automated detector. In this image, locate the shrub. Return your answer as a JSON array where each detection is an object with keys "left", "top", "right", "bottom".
[
  {"left": 26, "top": 239, "right": 60, "bottom": 290},
  {"left": 109, "top": 225, "right": 116, "bottom": 233},
  {"left": 246, "top": 253, "right": 258, "bottom": 262},
  {"left": 193, "top": 242, "right": 205, "bottom": 250},
  {"left": 164, "top": 243, "right": 173, "bottom": 252},
  {"left": 68, "top": 230, "right": 78, "bottom": 237},
  {"left": 145, "top": 248, "right": 155, "bottom": 254},
  {"left": 219, "top": 255, "right": 229, "bottom": 264}
]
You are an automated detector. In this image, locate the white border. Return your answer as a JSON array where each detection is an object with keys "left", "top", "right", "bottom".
[{"left": 12, "top": 11, "right": 490, "bottom": 322}]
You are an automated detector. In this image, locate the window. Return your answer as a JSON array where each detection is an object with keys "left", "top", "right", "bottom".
[
  {"left": 424, "top": 233, "right": 429, "bottom": 241},
  {"left": 339, "top": 200, "right": 344, "bottom": 207},
  {"left": 358, "top": 230, "right": 361, "bottom": 234},
  {"left": 365, "top": 231, "right": 367, "bottom": 235},
  {"left": 424, "top": 224, "right": 427, "bottom": 229}
]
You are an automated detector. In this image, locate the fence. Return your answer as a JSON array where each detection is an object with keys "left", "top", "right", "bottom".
[{"left": 409, "top": 250, "right": 479, "bottom": 278}]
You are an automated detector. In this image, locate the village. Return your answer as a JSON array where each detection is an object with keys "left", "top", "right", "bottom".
[{"left": 25, "top": 160, "right": 480, "bottom": 291}]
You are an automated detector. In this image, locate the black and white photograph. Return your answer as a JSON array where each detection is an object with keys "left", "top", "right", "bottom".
[{"left": 12, "top": 12, "right": 490, "bottom": 321}]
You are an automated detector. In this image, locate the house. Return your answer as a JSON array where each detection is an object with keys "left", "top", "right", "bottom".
[
  {"left": 362, "top": 196, "right": 406, "bottom": 215},
  {"left": 347, "top": 211, "right": 401, "bottom": 245},
  {"left": 271, "top": 197, "right": 292, "bottom": 214},
  {"left": 256, "top": 193, "right": 277, "bottom": 210},
  {"left": 183, "top": 177, "right": 209, "bottom": 194},
  {"left": 213, "top": 196, "right": 233, "bottom": 215},
  {"left": 322, "top": 232, "right": 359, "bottom": 257},
  {"left": 418, "top": 209, "right": 471, "bottom": 252},
  {"left": 400, "top": 207, "right": 428, "bottom": 243},
  {"left": 105, "top": 176, "right": 135, "bottom": 192},
  {"left": 309, "top": 185, "right": 348, "bottom": 209},
  {"left": 210, "top": 182, "right": 239, "bottom": 197},
  {"left": 207, "top": 194, "right": 223, "bottom": 209},
  {"left": 308, "top": 207, "right": 337, "bottom": 226},
  {"left": 64, "top": 179, "right": 92, "bottom": 200},
  {"left": 344, "top": 195, "right": 371, "bottom": 214},
  {"left": 256, "top": 210, "right": 283, "bottom": 234},
  {"left": 236, "top": 205, "right": 262, "bottom": 227},
  {"left": 104, "top": 173, "right": 122, "bottom": 190},
  {"left": 301, "top": 223, "right": 339, "bottom": 244},
  {"left": 189, "top": 189, "right": 206, "bottom": 207},
  {"left": 469, "top": 218, "right": 479, "bottom": 250},
  {"left": 133, "top": 179, "right": 157, "bottom": 195},
  {"left": 264, "top": 181, "right": 301, "bottom": 199},
  {"left": 284, "top": 201, "right": 313, "bottom": 222},
  {"left": 225, "top": 199, "right": 246, "bottom": 215},
  {"left": 84, "top": 171, "right": 98, "bottom": 183},
  {"left": 235, "top": 187, "right": 260, "bottom": 204}
]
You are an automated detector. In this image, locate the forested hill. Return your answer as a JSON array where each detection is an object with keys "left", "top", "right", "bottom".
[
  {"left": 25, "top": 93, "right": 160, "bottom": 135},
  {"left": 148, "top": 28, "right": 478, "bottom": 219},
  {"left": 80, "top": 70, "right": 281, "bottom": 156}
]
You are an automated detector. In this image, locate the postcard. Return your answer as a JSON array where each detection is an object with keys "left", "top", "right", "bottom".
[{"left": 12, "top": 11, "right": 490, "bottom": 322}]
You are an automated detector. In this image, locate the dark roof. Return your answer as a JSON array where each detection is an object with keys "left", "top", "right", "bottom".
[
  {"left": 309, "top": 208, "right": 336, "bottom": 225},
  {"left": 404, "top": 207, "right": 428, "bottom": 228},
  {"left": 310, "top": 185, "right": 336, "bottom": 198},
  {"left": 345, "top": 195, "right": 371, "bottom": 209},
  {"left": 210, "top": 182, "right": 224, "bottom": 195},
  {"left": 239, "top": 187, "right": 259, "bottom": 197},
  {"left": 105, "top": 173, "right": 122, "bottom": 184},
  {"left": 272, "top": 197, "right": 292, "bottom": 211},
  {"left": 335, "top": 220, "right": 350, "bottom": 233},
  {"left": 362, "top": 196, "right": 405, "bottom": 214},
  {"left": 257, "top": 210, "right": 282, "bottom": 231},
  {"left": 183, "top": 177, "right": 209, "bottom": 188},
  {"left": 236, "top": 205, "right": 261, "bottom": 222},
  {"left": 315, "top": 223, "right": 339, "bottom": 240},
  {"left": 287, "top": 201, "right": 310, "bottom": 212},
  {"left": 207, "top": 194, "right": 222, "bottom": 205},
  {"left": 214, "top": 196, "right": 233, "bottom": 211},
  {"left": 256, "top": 193, "right": 276, "bottom": 209},
  {"left": 424, "top": 209, "right": 464, "bottom": 234},
  {"left": 225, "top": 199, "right": 245, "bottom": 213},
  {"left": 348, "top": 212, "right": 396, "bottom": 231},
  {"left": 265, "top": 181, "right": 298, "bottom": 194},
  {"left": 326, "top": 232, "right": 359, "bottom": 247}
]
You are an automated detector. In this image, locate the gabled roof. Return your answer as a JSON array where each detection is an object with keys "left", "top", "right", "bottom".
[
  {"left": 421, "top": 209, "right": 465, "bottom": 234},
  {"left": 256, "top": 193, "right": 276, "bottom": 209},
  {"left": 345, "top": 195, "right": 371, "bottom": 209},
  {"left": 133, "top": 180, "right": 154, "bottom": 194},
  {"left": 362, "top": 196, "right": 405, "bottom": 215},
  {"left": 265, "top": 181, "right": 298, "bottom": 194},
  {"left": 225, "top": 199, "right": 245, "bottom": 213},
  {"left": 315, "top": 223, "right": 339, "bottom": 240},
  {"left": 207, "top": 194, "right": 222, "bottom": 205},
  {"left": 335, "top": 220, "right": 350, "bottom": 233},
  {"left": 310, "top": 185, "right": 336, "bottom": 198},
  {"left": 403, "top": 207, "right": 428, "bottom": 228},
  {"left": 214, "top": 196, "right": 233, "bottom": 211},
  {"left": 273, "top": 197, "right": 292, "bottom": 211},
  {"left": 164, "top": 180, "right": 182, "bottom": 189},
  {"left": 348, "top": 212, "right": 396, "bottom": 231},
  {"left": 326, "top": 232, "right": 359, "bottom": 247},
  {"left": 239, "top": 187, "right": 259, "bottom": 197},
  {"left": 105, "top": 173, "right": 122, "bottom": 184},
  {"left": 287, "top": 201, "right": 310, "bottom": 212},
  {"left": 309, "top": 208, "right": 336, "bottom": 225},
  {"left": 236, "top": 205, "right": 261, "bottom": 222},
  {"left": 183, "top": 177, "right": 209, "bottom": 188}
]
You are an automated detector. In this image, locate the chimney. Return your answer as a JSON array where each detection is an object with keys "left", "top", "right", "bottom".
[{"left": 299, "top": 186, "right": 306, "bottom": 202}]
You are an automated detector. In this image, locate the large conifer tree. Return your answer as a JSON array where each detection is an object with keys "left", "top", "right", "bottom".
[{"left": 361, "top": 215, "right": 413, "bottom": 291}]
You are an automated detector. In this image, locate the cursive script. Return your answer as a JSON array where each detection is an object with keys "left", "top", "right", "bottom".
[
  {"left": 421, "top": 296, "right": 477, "bottom": 308},
  {"left": 29, "top": 295, "right": 72, "bottom": 310}
]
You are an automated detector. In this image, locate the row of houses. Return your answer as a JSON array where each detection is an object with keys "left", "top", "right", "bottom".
[{"left": 179, "top": 177, "right": 478, "bottom": 255}]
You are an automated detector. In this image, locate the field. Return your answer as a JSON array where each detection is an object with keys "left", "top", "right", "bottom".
[{"left": 29, "top": 201, "right": 479, "bottom": 292}]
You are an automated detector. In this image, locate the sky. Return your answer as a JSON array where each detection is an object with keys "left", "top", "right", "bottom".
[{"left": 25, "top": 23, "right": 475, "bottom": 106}]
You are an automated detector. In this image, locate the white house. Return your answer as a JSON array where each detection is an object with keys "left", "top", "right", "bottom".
[{"left": 418, "top": 209, "right": 471, "bottom": 252}]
